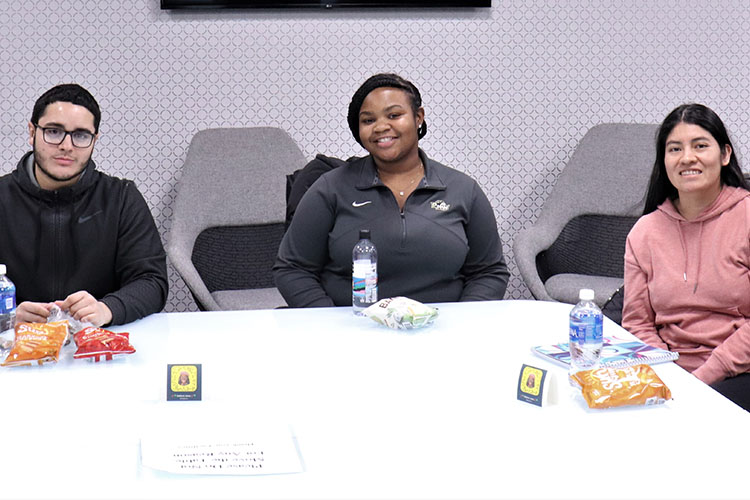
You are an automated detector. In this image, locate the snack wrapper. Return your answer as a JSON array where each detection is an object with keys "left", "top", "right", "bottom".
[
  {"left": 1, "top": 321, "right": 69, "bottom": 367},
  {"left": 570, "top": 364, "right": 672, "bottom": 409},
  {"left": 361, "top": 296, "right": 438, "bottom": 330},
  {"left": 73, "top": 326, "right": 135, "bottom": 362},
  {"left": 47, "top": 304, "right": 93, "bottom": 344}
]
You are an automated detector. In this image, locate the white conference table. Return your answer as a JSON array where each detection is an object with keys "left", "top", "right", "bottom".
[{"left": 1, "top": 300, "right": 748, "bottom": 500}]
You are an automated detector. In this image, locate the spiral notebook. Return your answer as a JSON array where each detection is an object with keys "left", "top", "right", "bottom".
[{"left": 532, "top": 333, "right": 679, "bottom": 368}]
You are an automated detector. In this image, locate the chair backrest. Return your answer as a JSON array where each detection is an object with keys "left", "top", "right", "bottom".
[
  {"left": 541, "top": 123, "right": 658, "bottom": 223},
  {"left": 513, "top": 123, "right": 659, "bottom": 302},
  {"left": 536, "top": 123, "right": 658, "bottom": 277},
  {"left": 535, "top": 214, "right": 638, "bottom": 281},
  {"left": 167, "top": 127, "right": 307, "bottom": 309}
]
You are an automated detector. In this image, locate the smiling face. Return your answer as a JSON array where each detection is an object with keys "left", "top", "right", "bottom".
[
  {"left": 664, "top": 122, "right": 731, "bottom": 202},
  {"left": 358, "top": 87, "right": 424, "bottom": 167},
  {"left": 28, "top": 101, "right": 98, "bottom": 191}
]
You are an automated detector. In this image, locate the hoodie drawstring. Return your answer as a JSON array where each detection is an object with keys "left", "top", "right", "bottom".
[
  {"left": 677, "top": 222, "right": 688, "bottom": 283},
  {"left": 693, "top": 222, "right": 704, "bottom": 294},
  {"left": 677, "top": 219, "right": 704, "bottom": 294}
]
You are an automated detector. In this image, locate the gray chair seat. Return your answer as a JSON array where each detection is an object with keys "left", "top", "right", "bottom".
[
  {"left": 544, "top": 274, "right": 623, "bottom": 308},
  {"left": 212, "top": 288, "right": 287, "bottom": 311}
]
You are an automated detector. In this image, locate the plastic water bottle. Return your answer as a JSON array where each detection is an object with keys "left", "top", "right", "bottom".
[
  {"left": 0, "top": 264, "right": 16, "bottom": 333},
  {"left": 569, "top": 288, "right": 603, "bottom": 372},
  {"left": 352, "top": 229, "right": 377, "bottom": 315}
]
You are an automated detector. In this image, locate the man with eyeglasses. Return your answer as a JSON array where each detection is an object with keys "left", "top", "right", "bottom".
[{"left": 0, "top": 84, "right": 168, "bottom": 327}]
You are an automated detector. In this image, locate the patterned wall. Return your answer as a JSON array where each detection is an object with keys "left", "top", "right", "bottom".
[{"left": 2, "top": 0, "right": 749, "bottom": 312}]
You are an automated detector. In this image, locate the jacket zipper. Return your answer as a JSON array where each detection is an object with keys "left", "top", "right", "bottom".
[
  {"left": 400, "top": 211, "right": 407, "bottom": 248},
  {"left": 53, "top": 192, "right": 62, "bottom": 299}
]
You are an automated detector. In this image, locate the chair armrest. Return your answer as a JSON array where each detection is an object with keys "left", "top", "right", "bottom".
[
  {"left": 512, "top": 225, "right": 557, "bottom": 302},
  {"left": 166, "top": 237, "right": 221, "bottom": 311}
]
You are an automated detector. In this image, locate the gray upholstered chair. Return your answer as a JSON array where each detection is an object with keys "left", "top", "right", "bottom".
[
  {"left": 513, "top": 123, "right": 658, "bottom": 308},
  {"left": 167, "top": 127, "right": 307, "bottom": 310}
]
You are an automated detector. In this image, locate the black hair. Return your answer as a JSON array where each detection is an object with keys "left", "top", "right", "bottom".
[
  {"left": 31, "top": 84, "right": 101, "bottom": 133},
  {"left": 643, "top": 103, "right": 749, "bottom": 215},
  {"left": 347, "top": 73, "right": 427, "bottom": 146}
]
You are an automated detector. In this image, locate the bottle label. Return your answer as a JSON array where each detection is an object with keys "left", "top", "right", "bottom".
[
  {"left": 353, "top": 275, "right": 366, "bottom": 298},
  {"left": 570, "top": 315, "right": 602, "bottom": 344},
  {"left": 364, "top": 272, "right": 378, "bottom": 303},
  {"left": 353, "top": 261, "right": 377, "bottom": 304},
  {"left": 0, "top": 291, "right": 15, "bottom": 315}
]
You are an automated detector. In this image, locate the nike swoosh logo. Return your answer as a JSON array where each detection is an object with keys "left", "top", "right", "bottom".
[
  {"left": 78, "top": 210, "right": 103, "bottom": 224},
  {"left": 352, "top": 201, "right": 372, "bottom": 207}
]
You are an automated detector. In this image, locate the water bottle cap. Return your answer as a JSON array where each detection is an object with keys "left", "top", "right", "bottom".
[
  {"left": 359, "top": 229, "right": 371, "bottom": 239},
  {"left": 579, "top": 288, "right": 595, "bottom": 301},
  {"left": 0, "top": 264, "right": 5, "bottom": 275}
]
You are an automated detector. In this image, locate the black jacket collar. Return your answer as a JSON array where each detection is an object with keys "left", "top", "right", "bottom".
[{"left": 12, "top": 151, "right": 98, "bottom": 202}]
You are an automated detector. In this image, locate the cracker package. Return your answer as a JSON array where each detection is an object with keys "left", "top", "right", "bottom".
[
  {"left": 73, "top": 326, "right": 135, "bottom": 362},
  {"left": 361, "top": 296, "right": 438, "bottom": 330},
  {"left": 1, "top": 321, "right": 69, "bottom": 367},
  {"left": 570, "top": 364, "right": 672, "bottom": 409}
]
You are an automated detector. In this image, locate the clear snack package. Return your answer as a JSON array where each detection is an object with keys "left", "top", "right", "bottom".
[
  {"left": 1, "top": 321, "right": 69, "bottom": 367},
  {"left": 73, "top": 326, "right": 136, "bottom": 362},
  {"left": 570, "top": 364, "right": 672, "bottom": 409},
  {"left": 47, "top": 304, "right": 93, "bottom": 343},
  {"left": 361, "top": 296, "right": 438, "bottom": 330}
]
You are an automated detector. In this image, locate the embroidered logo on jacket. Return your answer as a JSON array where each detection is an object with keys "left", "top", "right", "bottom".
[
  {"left": 352, "top": 201, "right": 372, "bottom": 207},
  {"left": 78, "top": 210, "right": 103, "bottom": 223},
  {"left": 430, "top": 200, "right": 451, "bottom": 212}
]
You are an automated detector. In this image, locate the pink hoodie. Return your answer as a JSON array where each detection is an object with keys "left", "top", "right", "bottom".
[{"left": 623, "top": 185, "right": 750, "bottom": 385}]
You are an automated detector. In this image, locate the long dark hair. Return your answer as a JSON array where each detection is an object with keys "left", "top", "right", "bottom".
[{"left": 643, "top": 103, "right": 749, "bottom": 215}]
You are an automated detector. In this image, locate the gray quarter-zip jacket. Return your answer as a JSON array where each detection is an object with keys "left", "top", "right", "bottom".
[{"left": 274, "top": 151, "right": 509, "bottom": 307}]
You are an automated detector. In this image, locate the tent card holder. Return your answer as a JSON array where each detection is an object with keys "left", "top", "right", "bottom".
[
  {"left": 167, "top": 363, "right": 202, "bottom": 401},
  {"left": 517, "top": 363, "right": 555, "bottom": 407}
]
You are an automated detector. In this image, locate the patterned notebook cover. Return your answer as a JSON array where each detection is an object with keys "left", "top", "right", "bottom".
[{"left": 532, "top": 333, "right": 679, "bottom": 368}]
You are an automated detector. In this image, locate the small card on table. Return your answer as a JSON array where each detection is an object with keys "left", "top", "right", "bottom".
[
  {"left": 167, "top": 363, "right": 202, "bottom": 401},
  {"left": 517, "top": 363, "right": 549, "bottom": 407}
]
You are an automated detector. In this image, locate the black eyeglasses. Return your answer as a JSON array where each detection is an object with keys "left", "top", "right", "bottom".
[{"left": 34, "top": 123, "right": 95, "bottom": 148}]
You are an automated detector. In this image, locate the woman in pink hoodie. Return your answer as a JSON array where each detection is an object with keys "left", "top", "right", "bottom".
[{"left": 623, "top": 103, "right": 750, "bottom": 411}]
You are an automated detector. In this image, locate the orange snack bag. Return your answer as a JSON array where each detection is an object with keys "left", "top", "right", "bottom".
[
  {"left": 73, "top": 326, "right": 135, "bottom": 362},
  {"left": 1, "top": 321, "right": 69, "bottom": 367},
  {"left": 570, "top": 364, "right": 672, "bottom": 409}
]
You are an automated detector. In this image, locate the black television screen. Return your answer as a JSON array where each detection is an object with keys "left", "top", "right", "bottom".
[{"left": 162, "top": 0, "right": 491, "bottom": 8}]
